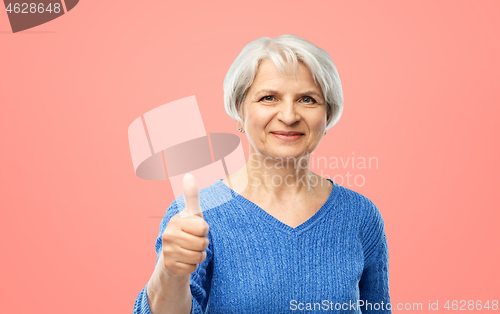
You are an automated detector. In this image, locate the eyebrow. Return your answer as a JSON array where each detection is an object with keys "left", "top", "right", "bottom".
[{"left": 256, "top": 89, "right": 324, "bottom": 99}]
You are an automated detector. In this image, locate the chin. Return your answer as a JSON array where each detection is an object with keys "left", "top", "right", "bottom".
[{"left": 268, "top": 149, "right": 310, "bottom": 161}]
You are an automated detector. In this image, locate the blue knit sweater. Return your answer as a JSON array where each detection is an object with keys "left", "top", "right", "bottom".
[{"left": 133, "top": 179, "right": 391, "bottom": 313}]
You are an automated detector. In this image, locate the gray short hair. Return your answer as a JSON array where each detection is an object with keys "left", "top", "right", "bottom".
[{"left": 223, "top": 34, "right": 343, "bottom": 130}]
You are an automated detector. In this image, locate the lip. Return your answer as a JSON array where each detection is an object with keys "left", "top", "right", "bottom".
[{"left": 270, "top": 131, "right": 304, "bottom": 142}]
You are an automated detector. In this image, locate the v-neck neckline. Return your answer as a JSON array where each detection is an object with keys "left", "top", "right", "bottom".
[{"left": 215, "top": 178, "right": 339, "bottom": 235}]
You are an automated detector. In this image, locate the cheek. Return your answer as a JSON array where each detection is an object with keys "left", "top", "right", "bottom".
[
  {"left": 308, "top": 114, "right": 327, "bottom": 131},
  {"left": 246, "top": 120, "right": 267, "bottom": 144},
  {"left": 244, "top": 107, "right": 270, "bottom": 131}
]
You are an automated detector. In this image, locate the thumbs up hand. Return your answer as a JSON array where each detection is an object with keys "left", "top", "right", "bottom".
[{"left": 160, "top": 174, "right": 210, "bottom": 276}]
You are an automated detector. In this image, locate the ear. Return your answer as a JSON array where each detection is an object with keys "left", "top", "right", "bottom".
[
  {"left": 236, "top": 121, "right": 245, "bottom": 133},
  {"left": 238, "top": 100, "right": 246, "bottom": 122},
  {"left": 238, "top": 116, "right": 245, "bottom": 128}
]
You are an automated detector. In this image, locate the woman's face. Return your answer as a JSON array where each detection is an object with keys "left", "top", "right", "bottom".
[{"left": 241, "top": 59, "right": 328, "bottom": 162}]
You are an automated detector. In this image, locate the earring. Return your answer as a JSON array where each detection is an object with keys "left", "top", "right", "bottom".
[
  {"left": 238, "top": 128, "right": 244, "bottom": 133},
  {"left": 324, "top": 131, "right": 327, "bottom": 135}
]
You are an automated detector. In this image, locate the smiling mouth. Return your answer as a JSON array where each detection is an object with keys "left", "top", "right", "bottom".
[
  {"left": 270, "top": 131, "right": 304, "bottom": 136},
  {"left": 270, "top": 131, "right": 304, "bottom": 141}
]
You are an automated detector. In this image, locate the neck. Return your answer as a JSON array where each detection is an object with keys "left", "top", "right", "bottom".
[{"left": 244, "top": 149, "right": 318, "bottom": 196}]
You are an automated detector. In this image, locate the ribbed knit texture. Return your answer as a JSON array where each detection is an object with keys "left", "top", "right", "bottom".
[{"left": 133, "top": 179, "right": 391, "bottom": 314}]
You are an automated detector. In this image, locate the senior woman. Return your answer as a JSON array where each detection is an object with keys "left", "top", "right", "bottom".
[{"left": 133, "top": 34, "right": 391, "bottom": 314}]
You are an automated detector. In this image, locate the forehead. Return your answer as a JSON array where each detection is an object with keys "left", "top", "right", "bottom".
[{"left": 251, "top": 59, "right": 319, "bottom": 91}]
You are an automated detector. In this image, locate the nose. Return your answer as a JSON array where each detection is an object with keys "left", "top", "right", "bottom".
[{"left": 277, "top": 100, "right": 301, "bottom": 126}]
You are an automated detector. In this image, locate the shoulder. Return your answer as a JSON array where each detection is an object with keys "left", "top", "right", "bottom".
[{"left": 333, "top": 184, "right": 383, "bottom": 227}]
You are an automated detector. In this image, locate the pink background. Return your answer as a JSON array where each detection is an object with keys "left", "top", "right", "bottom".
[{"left": 1, "top": 0, "right": 499, "bottom": 312}]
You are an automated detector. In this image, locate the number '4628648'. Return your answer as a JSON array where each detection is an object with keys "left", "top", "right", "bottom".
[
  {"left": 443, "top": 300, "right": 498, "bottom": 311},
  {"left": 5, "top": 3, "right": 61, "bottom": 14}
]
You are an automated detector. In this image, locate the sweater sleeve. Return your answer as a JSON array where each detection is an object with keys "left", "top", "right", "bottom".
[
  {"left": 358, "top": 199, "right": 392, "bottom": 314},
  {"left": 133, "top": 200, "right": 214, "bottom": 314}
]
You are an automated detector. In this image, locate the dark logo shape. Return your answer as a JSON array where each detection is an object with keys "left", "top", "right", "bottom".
[{"left": 3, "top": 0, "right": 78, "bottom": 33}]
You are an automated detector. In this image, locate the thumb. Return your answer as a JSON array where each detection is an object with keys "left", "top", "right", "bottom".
[{"left": 180, "top": 173, "right": 203, "bottom": 218}]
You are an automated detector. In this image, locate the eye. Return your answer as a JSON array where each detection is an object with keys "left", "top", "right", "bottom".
[
  {"left": 301, "top": 96, "right": 317, "bottom": 104},
  {"left": 259, "top": 95, "right": 276, "bottom": 102}
]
